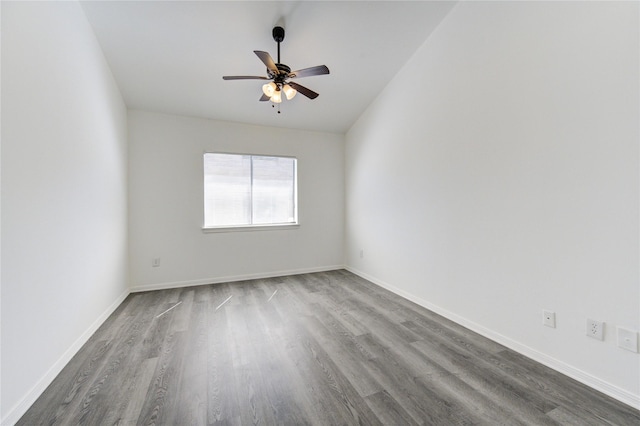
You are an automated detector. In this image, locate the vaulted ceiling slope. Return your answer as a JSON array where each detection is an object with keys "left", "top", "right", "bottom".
[{"left": 80, "top": 1, "right": 455, "bottom": 134}]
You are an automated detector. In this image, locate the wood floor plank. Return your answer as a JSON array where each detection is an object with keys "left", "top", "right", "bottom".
[
  {"left": 353, "top": 328, "right": 480, "bottom": 424},
  {"left": 405, "top": 320, "right": 559, "bottom": 416},
  {"left": 267, "top": 296, "right": 354, "bottom": 424},
  {"left": 171, "top": 299, "right": 207, "bottom": 425},
  {"left": 240, "top": 280, "right": 312, "bottom": 425},
  {"left": 84, "top": 324, "right": 158, "bottom": 425},
  {"left": 546, "top": 405, "right": 604, "bottom": 426},
  {"left": 91, "top": 296, "right": 173, "bottom": 424},
  {"left": 117, "top": 357, "right": 159, "bottom": 425},
  {"left": 294, "top": 323, "right": 383, "bottom": 425},
  {"left": 410, "top": 339, "right": 558, "bottom": 425},
  {"left": 227, "top": 284, "right": 309, "bottom": 425},
  {"left": 301, "top": 311, "right": 384, "bottom": 397},
  {"left": 224, "top": 304, "right": 273, "bottom": 425},
  {"left": 497, "top": 349, "right": 640, "bottom": 425},
  {"left": 414, "top": 370, "right": 531, "bottom": 425},
  {"left": 365, "top": 389, "right": 419, "bottom": 426},
  {"left": 206, "top": 285, "right": 241, "bottom": 424},
  {"left": 136, "top": 330, "right": 189, "bottom": 425},
  {"left": 170, "top": 289, "right": 194, "bottom": 332},
  {"left": 17, "top": 270, "right": 640, "bottom": 426}
]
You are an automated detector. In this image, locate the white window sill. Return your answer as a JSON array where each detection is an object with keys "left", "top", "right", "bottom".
[{"left": 202, "top": 223, "right": 300, "bottom": 233}]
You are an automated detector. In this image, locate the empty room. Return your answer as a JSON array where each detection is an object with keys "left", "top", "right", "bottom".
[{"left": 2, "top": 1, "right": 639, "bottom": 424}]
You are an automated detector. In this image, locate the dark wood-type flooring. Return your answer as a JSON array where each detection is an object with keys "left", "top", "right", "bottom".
[{"left": 18, "top": 270, "right": 640, "bottom": 425}]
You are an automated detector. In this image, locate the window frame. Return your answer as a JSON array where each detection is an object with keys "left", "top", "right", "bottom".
[{"left": 202, "top": 151, "right": 299, "bottom": 233}]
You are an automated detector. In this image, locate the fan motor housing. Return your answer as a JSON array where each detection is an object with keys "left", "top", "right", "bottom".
[{"left": 268, "top": 63, "right": 292, "bottom": 81}]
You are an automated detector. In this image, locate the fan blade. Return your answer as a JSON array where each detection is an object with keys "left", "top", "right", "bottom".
[
  {"left": 223, "top": 75, "right": 269, "bottom": 80},
  {"left": 288, "top": 81, "right": 319, "bottom": 99},
  {"left": 259, "top": 94, "right": 270, "bottom": 102},
  {"left": 290, "top": 65, "right": 330, "bottom": 79},
  {"left": 254, "top": 51, "right": 279, "bottom": 74}
]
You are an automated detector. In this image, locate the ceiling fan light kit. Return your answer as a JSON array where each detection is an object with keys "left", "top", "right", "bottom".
[
  {"left": 283, "top": 84, "right": 297, "bottom": 100},
  {"left": 262, "top": 82, "right": 277, "bottom": 97},
  {"left": 223, "top": 26, "right": 330, "bottom": 111}
]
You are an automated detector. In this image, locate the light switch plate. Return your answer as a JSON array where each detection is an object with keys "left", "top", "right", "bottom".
[
  {"left": 617, "top": 327, "right": 638, "bottom": 353},
  {"left": 543, "top": 310, "right": 556, "bottom": 328}
]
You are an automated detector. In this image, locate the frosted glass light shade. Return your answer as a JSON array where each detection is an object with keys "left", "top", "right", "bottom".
[
  {"left": 283, "top": 84, "right": 297, "bottom": 100},
  {"left": 270, "top": 89, "right": 282, "bottom": 103},
  {"left": 262, "top": 82, "right": 277, "bottom": 97}
]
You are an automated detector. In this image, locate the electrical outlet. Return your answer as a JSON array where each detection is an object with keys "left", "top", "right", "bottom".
[
  {"left": 617, "top": 327, "right": 638, "bottom": 353},
  {"left": 587, "top": 318, "right": 604, "bottom": 341},
  {"left": 152, "top": 257, "right": 161, "bottom": 267},
  {"left": 543, "top": 310, "right": 556, "bottom": 328}
]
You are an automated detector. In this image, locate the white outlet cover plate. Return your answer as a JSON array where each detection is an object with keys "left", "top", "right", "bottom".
[
  {"left": 543, "top": 310, "right": 556, "bottom": 328},
  {"left": 587, "top": 318, "right": 604, "bottom": 341},
  {"left": 617, "top": 327, "right": 638, "bottom": 353}
]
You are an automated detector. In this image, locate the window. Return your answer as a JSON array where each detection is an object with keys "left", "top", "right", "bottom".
[{"left": 204, "top": 153, "right": 298, "bottom": 229}]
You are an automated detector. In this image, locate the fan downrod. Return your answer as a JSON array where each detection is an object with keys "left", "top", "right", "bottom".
[{"left": 272, "top": 26, "right": 285, "bottom": 63}]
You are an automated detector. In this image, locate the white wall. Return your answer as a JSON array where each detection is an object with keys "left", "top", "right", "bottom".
[
  {"left": 345, "top": 1, "right": 639, "bottom": 407},
  {"left": 128, "top": 110, "right": 344, "bottom": 291},
  {"left": 1, "top": 2, "right": 129, "bottom": 423}
]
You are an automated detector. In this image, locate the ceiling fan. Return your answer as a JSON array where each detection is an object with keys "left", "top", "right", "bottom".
[{"left": 222, "top": 26, "right": 330, "bottom": 105}]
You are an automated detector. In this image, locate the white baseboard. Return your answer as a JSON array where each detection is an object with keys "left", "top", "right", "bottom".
[
  {"left": 130, "top": 265, "right": 345, "bottom": 293},
  {"left": 345, "top": 266, "right": 640, "bottom": 411},
  {"left": 1, "top": 290, "right": 130, "bottom": 426}
]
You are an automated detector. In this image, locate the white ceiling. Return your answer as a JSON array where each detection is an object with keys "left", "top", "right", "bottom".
[{"left": 80, "top": 1, "right": 455, "bottom": 134}]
